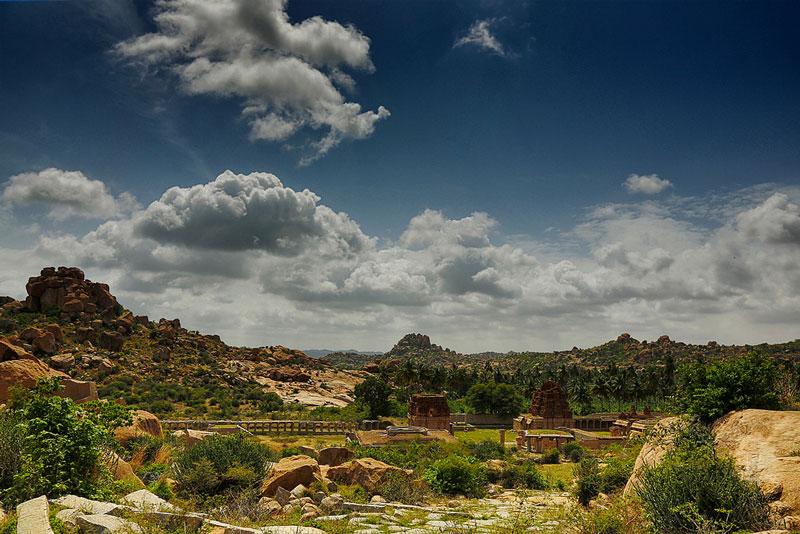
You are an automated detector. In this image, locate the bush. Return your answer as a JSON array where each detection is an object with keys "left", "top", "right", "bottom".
[
  {"left": 0, "top": 408, "right": 23, "bottom": 490},
  {"left": 258, "top": 392, "right": 283, "bottom": 413},
  {"left": 541, "top": 448, "right": 560, "bottom": 464},
  {"left": 4, "top": 377, "right": 132, "bottom": 504},
  {"left": 562, "top": 442, "right": 586, "bottom": 462},
  {"left": 678, "top": 351, "right": 780, "bottom": 423},
  {"left": 564, "top": 496, "right": 648, "bottom": 534},
  {"left": 173, "top": 434, "right": 277, "bottom": 497},
  {"left": 376, "top": 470, "right": 427, "bottom": 504},
  {"left": 424, "top": 456, "right": 486, "bottom": 497},
  {"left": 467, "top": 438, "right": 506, "bottom": 461},
  {"left": 493, "top": 462, "right": 547, "bottom": 490},
  {"left": 634, "top": 423, "right": 770, "bottom": 533},
  {"left": 574, "top": 457, "right": 602, "bottom": 506}
]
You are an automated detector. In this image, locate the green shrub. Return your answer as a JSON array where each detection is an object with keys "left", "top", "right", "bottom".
[
  {"left": 173, "top": 434, "right": 276, "bottom": 497},
  {"left": 4, "top": 377, "right": 132, "bottom": 504},
  {"left": 464, "top": 383, "right": 526, "bottom": 416},
  {"left": 541, "top": 448, "right": 560, "bottom": 464},
  {"left": 634, "top": 423, "right": 770, "bottom": 533},
  {"left": 562, "top": 442, "right": 586, "bottom": 462},
  {"left": 258, "top": 392, "right": 283, "bottom": 413},
  {"left": 376, "top": 470, "right": 427, "bottom": 504},
  {"left": 574, "top": 457, "right": 602, "bottom": 506},
  {"left": 0, "top": 408, "right": 23, "bottom": 489},
  {"left": 423, "top": 456, "right": 486, "bottom": 497},
  {"left": 564, "top": 496, "right": 648, "bottom": 534},
  {"left": 468, "top": 439, "right": 506, "bottom": 461},
  {"left": 493, "top": 462, "right": 548, "bottom": 490}
]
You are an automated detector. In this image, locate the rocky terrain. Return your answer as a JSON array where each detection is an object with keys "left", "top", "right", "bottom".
[
  {"left": 328, "top": 331, "right": 800, "bottom": 373},
  {"left": 0, "top": 267, "right": 367, "bottom": 415}
]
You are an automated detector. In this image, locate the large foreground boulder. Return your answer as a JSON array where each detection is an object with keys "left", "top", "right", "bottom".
[
  {"left": 114, "top": 410, "right": 163, "bottom": 444},
  {"left": 326, "top": 458, "right": 410, "bottom": 492},
  {"left": 0, "top": 357, "right": 67, "bottom": 403},
  {"left": 713, "top": 409, "right": 800, "bottom": 514},
  {"left": 16, "top": 496, "right": 54, "bottom": 534},
  {"left": 260, "top": 455, "right": 321, "bottom": 497}
]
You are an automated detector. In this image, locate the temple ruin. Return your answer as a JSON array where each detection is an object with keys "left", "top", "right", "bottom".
[{"left": 408, "top": 394, "right": 451, "bottom": 430}]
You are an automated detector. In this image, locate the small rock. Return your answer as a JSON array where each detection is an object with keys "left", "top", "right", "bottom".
[
  {"left": 50, "top": 353, "right": 75, "bottom": 369},
  {"left": 274, "top": 486, "right": 293, "bottom": 506},
  {"left": 291, "top": 484, "right": 308, "bottom": 498},
  {"left": 55, "top": 509, "right": 83, "bottom": 528},
  {"left": 370, "top": 495, "right": 386, "bottom": 504}
]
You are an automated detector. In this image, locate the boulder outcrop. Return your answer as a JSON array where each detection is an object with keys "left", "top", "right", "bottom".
[
  {"left": 326, "top": 458, "right": 409, "bottom": 492},
  {"left": 317, "top": 447, "right": 354, "bottom": 467},
  {"left": 623, "top": 417, "right": 683, "bottom": 496},
  {"left": 260, "top": 455, "right": 322, "bottom": 497},
  {"left": 0, "top": 357, "right": 67, "bottom": 403},
  {"left": 713, "top": 409, "right": 800, "bottom": 514},
  {"left": 24, "top": 267, "right": 118, "bottom": 322},
  {"left": 114, "top": 410, "right": 164, "bottom": 444}
]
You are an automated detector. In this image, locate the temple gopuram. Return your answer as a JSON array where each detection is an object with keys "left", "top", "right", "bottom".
[{"left": 408, "top": 394, "right": 450, "bottom": 430}]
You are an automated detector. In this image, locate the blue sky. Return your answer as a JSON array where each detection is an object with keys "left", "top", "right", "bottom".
[{"left": 1, "top": 0, "right": 799, "bottom": 352}]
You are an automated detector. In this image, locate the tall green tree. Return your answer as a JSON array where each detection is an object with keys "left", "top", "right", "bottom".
[{"left": 354, "top": 377, "right": 393, "bottom": 419}]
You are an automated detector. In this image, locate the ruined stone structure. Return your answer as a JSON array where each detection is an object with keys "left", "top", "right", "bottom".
[
  {"left": 514, "top": 381, "right": 575, "bottom": 430},
  {"left": 408, "top": 394, "right": 451, "bottom": 430}
]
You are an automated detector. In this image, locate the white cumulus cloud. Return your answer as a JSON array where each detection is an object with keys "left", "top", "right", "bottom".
[
  {"left": 115, "top": 0, "right": 388, "bottom": 163},
  {"left": 623, "top": 173, "right": 673, "bottom": 194},
  {"left": 1, "top": 168, "right": 136, "bottom": 220}
]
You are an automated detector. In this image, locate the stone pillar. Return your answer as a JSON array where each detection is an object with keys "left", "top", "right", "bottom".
[
  {"left": 449, "top": 422, "right": 455, "bottom": 436},
  {"left": 499, "top": 429, "right": 505, "bottom": 445}
]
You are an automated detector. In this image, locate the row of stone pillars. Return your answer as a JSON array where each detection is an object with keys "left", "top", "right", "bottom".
[{"left": 162, "top": 419, "right": 381, "bottom": 434}]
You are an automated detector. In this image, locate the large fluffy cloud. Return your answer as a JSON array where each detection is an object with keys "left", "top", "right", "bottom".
[
  {"left": 3, "top": 169, "right": 800, "bottom": 352},
  {"left": 115, "top": 0, "right": 389, "bottom": 163},
  {"left": 2, "top": 168, "right": 136, "bottom": 219},
  {"left": 135, "top": 170, "right": 372, "bottom": 256}
]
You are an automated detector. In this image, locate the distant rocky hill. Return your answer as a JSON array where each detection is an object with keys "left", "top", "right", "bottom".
[
  {"left": 331, "top": 331, "right": 800, "bottom": 372},
  {"left": 0, "top": 267, "right": 367, "bottom": 416}
]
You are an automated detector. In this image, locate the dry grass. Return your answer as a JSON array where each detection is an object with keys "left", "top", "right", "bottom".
[{"left": 255, "top": 433, "right": 347, "bottom": 450}]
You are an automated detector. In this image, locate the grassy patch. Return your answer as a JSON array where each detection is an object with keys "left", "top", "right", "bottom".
[{"left": 539, "top": 463, "right": 575, "bottom": 488}]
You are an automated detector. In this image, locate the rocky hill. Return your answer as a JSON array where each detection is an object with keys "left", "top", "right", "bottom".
[
  {"left": 332, "top": 331, "right": 800, "bottom": 372},
  {"left": 0, "top": 267, "right": 367, "bottom": 417}
]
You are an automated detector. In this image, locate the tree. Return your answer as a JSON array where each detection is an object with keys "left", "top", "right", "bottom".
[
  {"left": 465, "top": 382, "right": 526, "bottom": 416},
  {"left": 677, "top": 351, "right": 780, "bottom": 423},
  {"left": 354, "top": 377, "right": 393, "bottom": 419}
]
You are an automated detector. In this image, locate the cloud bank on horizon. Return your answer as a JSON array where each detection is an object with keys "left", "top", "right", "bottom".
[{"left": 1, "top": 168, "right": 799, "bottom": 352}]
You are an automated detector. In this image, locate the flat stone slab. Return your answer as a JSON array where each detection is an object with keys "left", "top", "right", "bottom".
[
  {"left": 51, "top": 496, "right": 121, "bottom": 515},
  {"left": 120, "top": 489, "right": 178, "bottom": 512},
  {"left": 76, "top": 514, "right": 143, "bottom": 534},
  {"left": 261, "top": 527, "right": 326, "bottom": 534},
  {"left": 314, "top": 515, "right": 348, "bottom": 521},
  {"left": 55, "top": 509, "right": 84, "bottom": 528},
  {"left": 17, "top": 496, "right": 54, "bottom": 534}
]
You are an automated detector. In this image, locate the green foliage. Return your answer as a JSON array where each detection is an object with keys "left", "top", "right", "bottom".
[
  {"left": 678, "top": 351, "right": 780, "bottom": 423},
  {"left": 634, "top": 422, "right": 771, "bottom": 534},
  {"left": 562, "top": 441, "right": 586, "bottom": 462},
  {"left": 541, "top": 448, "right": 560, "bottom": 464},
  {"left": 0, "top": 516, "right": 16, "bottom": 534},
  {"left": 376, "top": 469, "right": 427, "bottom": 504},
  {"left": 573, "top": 452, "right": 636, "bottom": 506},
  {"left": 258, "top": 392, "right": 283, "bottom": 413},
  {"left": 467, "top": 438, "right": 506, "bottom": 461},
  {"left": 490, "top": 461, "right": 548, "bottom": 490},
  {"left": 0, "top": 408, "right": 23, "bottom": 490},
  {"left": 173, "top": 434, "right": 276, "bottom": 497},
  {"left": 353, "top": 377, "right": 393, "bottom": 419},
  {"left": 464, "top": 382, "right": 526, "bottom": 416},
  {"left": 4, "top": 377, "right": 132, "bottom": 504},
  {"left": 423, "top": 456, "right": 486, "bottom": 497}
]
